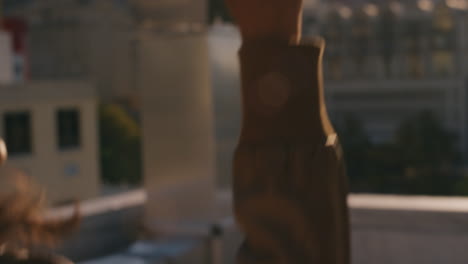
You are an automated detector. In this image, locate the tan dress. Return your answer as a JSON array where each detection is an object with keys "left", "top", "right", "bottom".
[{"left": 233, "top": 39, "right": 350, "bottom": 264}]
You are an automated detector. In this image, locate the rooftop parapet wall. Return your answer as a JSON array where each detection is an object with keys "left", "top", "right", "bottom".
[{"left": 59, "top": 190, "right": 468, "bottom": 264}]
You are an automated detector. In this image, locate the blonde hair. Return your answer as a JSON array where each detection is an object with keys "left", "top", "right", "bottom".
[{"left": 0, "top": 173, "right": 80, "bottom": 249}]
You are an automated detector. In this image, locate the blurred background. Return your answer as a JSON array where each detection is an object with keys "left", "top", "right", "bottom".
[{"left": 2, "top": 0, "right": 468, "bottom": 263}]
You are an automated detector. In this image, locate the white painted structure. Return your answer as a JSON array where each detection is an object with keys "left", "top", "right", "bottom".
[
  {"left": 138, "top": 29, "right": 216, "bottom": 227},
  {"left": 0, "top": 81, "right": 100, "bottom": 205}
]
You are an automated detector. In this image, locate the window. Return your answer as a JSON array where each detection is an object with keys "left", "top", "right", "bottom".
[
  {"left": 4, "top": 112, "right": 32, "bottom": 155},
  {"left": 378, "top": 6, "right": 396, "bottom": 78},
  {"left": 351, "top": 9, "right": 371, "bottom": 76},
  {"left": 324, "top": 10, "right": 345, "bottom": 80},
  {"left": 431, "top": 2, "right": 455, "bottom": 77},
  {"left": 57, "top": 108, "right": 81, "bottom": 149},
  {"left": 405, "top": 20, "right": 424, "bottom": 79}
]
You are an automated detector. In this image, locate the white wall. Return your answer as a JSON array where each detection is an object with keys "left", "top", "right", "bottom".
[
  {"left": 139, "top": 31, "right": 216, "bottom": 227},
  {"left": 0, "top": 82, "right": 100, "bottom": 205},
  {"left": 0, "top": 31, "right": 13, "bottom": 84}
]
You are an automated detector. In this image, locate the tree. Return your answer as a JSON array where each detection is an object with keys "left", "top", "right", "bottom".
[
  {"left": 392, "top": 111, "right": 460, "bottom": 195},
  {"left": 99, "top": 104, "right": 142, "bottom": 185},
  {"left": 339, "top": 111, "right": 461, "bottom": 195},
  {"left": 338, "top": 115, "right": 373, "bottom": 191},
  {"left": 395, "top": 111, "right": 459, "bottom": 167}
]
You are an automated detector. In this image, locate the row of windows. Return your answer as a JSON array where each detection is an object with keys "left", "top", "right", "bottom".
[
  {"left": 324, "top": 51, "right": 456, "bottom": 80},
  {"left": 3, "top": 108, "right": 81, "bottom": 155}
]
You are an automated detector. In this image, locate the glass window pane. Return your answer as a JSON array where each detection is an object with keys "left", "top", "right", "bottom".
[
  {"left": 57, "top": 108, "right": 81, "bottom": 149},
  {"left": 3, "top": 112, "right": 32, "bottom": 155}
]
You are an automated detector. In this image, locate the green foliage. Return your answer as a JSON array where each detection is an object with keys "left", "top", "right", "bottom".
[
  {"left": 338, "top": 111, "right": 462, "bottom": 196},
  {"left": 453, "top": 175, "right": 468, "bottom": 195},
  {"left": 338, "top": 115, "right": 373, "bottom": 191},
  {"left": 395, "top": 111, "right": 459, "bottom": 166},
  {"left": 99, "top": 103, "right": 142, "bottom": 185}
]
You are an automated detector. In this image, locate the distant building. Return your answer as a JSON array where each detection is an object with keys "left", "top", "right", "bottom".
[
  {"left": 4, "top": 0, "right": 208, "bottom": 102},
  {"left": 2, "top": 0, "right": 216, "bottom": 214},
  {"left": 131, "top": 0, "right": 218, "bottom": 226},
  {"left": 5, "top": 0, "right": 138, "bottom": 101},
  {"left": 0, "top": 81, "right": 100, "bottom": 205},
  {"left": 0, "top": 30, "right": 13, "bottom": 83},
  {"left": 306, "top": 0, "right": 468, "bottom": 157},
  {"left": 2, "top": 17, "right": 29, "bottom": 82}
]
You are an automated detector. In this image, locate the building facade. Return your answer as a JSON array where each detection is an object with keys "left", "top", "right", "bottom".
[
  {"left": 0, "top": 81, "right": 100, "bottom": 205},
  {"left": 305, "top": 0, "right": 468, "bottom": 156},
  {"left": 4, "top": 0, "right": 209, "bottom": 102},
  {"left": 6, "top": 0, "right": 138, "bottom": 101},
  {"left": 0, "top": 30, "right": 13, "bottom": 83}
]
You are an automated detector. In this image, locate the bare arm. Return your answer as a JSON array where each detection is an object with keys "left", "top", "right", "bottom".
[{"left": 226, "top": 0, "right": 303, "bottom": 44}]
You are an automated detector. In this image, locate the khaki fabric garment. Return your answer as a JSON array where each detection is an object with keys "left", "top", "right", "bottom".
[{"left": 233, "top": 39, "right": 350, "bottom": 264}]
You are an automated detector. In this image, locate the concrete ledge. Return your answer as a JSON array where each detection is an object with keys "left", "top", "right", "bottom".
[
  {"left": 51, "top": 190, "right": 146, "bottom": 262},
  {"left": 350, "top": 194, "right": 468, "bottom": 213},
  {"left": 211, "top": 192, "right": 468, "bottom": 264},
  {"left": 48, "top": 190, "right": 147, "bottom": 219},
  {"left": 54, "top": 191, "right": 468, "bottom": 263}
]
